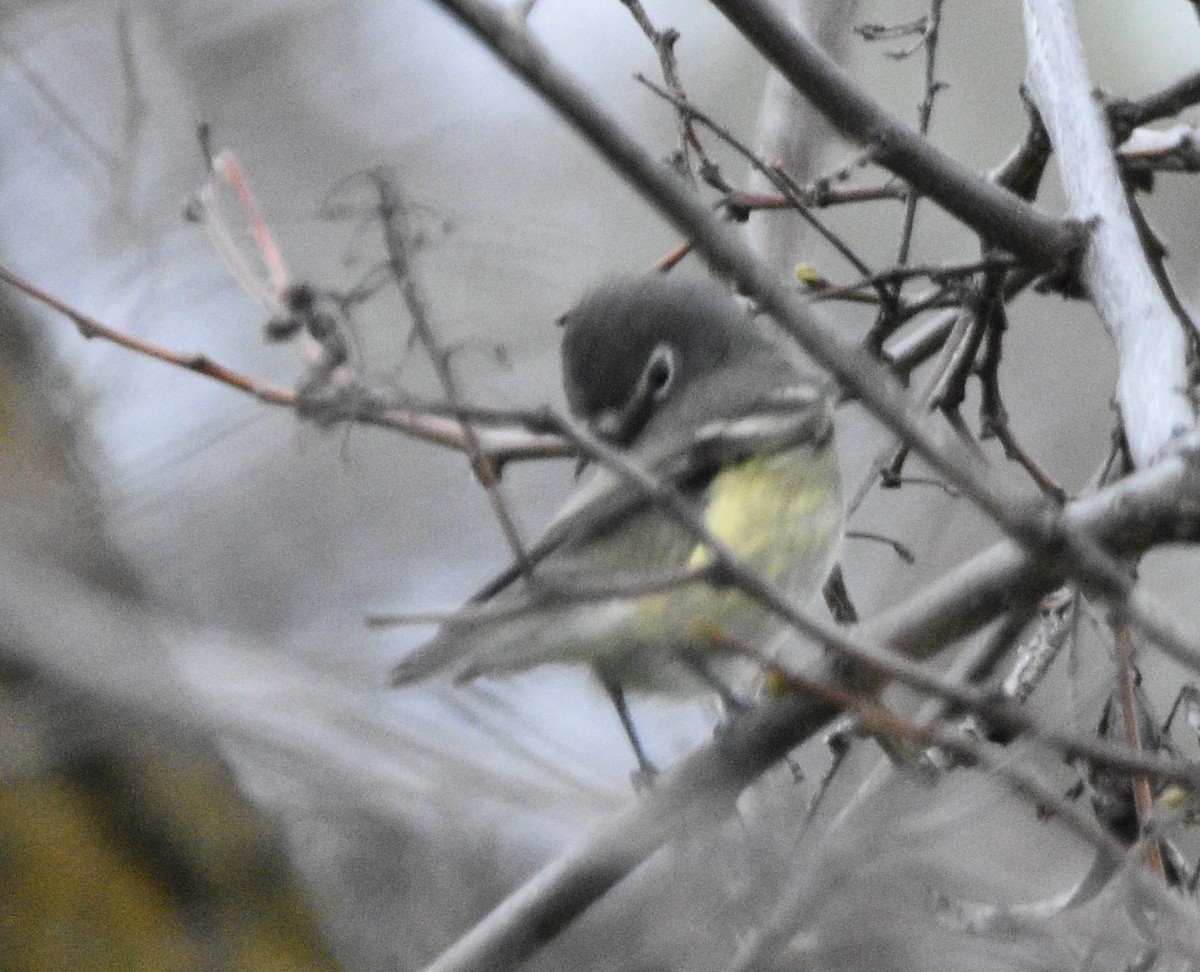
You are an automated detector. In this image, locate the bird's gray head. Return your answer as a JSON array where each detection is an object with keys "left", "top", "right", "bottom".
[{"left": 559, "top": 275, "right": 794, "bottom": 449}]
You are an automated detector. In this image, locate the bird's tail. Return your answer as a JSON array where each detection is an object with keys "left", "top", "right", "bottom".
[{"left": 390, "top": 627, "right": 476, "bottom": 686}]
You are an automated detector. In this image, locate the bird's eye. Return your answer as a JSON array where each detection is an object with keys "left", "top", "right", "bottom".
[{"left": 645, "top": 344, "right": 676, "bottom": 401}]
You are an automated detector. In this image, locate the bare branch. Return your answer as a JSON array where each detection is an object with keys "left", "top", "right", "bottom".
[
  {"left": 635, "top": 71, "right": 880, "bottom": 292},
  {"left": 0, "top": 37, "right": 118, "bottom": 172},
  {"left": 1108, "top": 67, "right": 1200, "bottom": 138},
  {"left": 1022, "top": 0, "right": 1196, "bottom": 466},
  {"left": 725, "top": 181, "right": 907, "bottom": 214},
  {"left": 367, "top": 168, "right": 533, "bottom": 565},
  {"left": 0, "top": 262, "right": 570, "bottom": 469},
  {"left": 881, "top": 266, "right": 1039, "bottom": 378},
  {"left": 707, "top": 0, "right": 1084, "bottom": 266},
  {"left": 617, "top": 0, "right": 723, "bottom": 187},
  {"left": 893, "top": 0, "right": 945, "bottom": 269},
  {"left": 1118, "top": 123, "right": 1200, "bottom": 174},
  {"left": 1001, "top": 587, "right": 1076, "bottom": 703},
  {"left": 975, "top": 284, "right": 1067, "bottom": 500},
  {"left": 1113, "top": 622, "right": 1167, "bottom": 876}
]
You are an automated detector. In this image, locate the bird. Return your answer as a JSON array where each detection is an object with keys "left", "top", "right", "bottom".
[{"left": 391, "top": 274, "right": 844, "bottom": 779}]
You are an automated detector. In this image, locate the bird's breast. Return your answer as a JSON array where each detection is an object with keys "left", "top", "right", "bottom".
[{"left": 634, "top": 444, "right": 844, "bottom": 657}]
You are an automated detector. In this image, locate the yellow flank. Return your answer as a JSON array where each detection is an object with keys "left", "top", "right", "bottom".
[
  {"left": 689, "top": 449, "right": 839, "bottom": 575},
  {"left": 635, "top": 444, "right": 842, "bottom": 667}
]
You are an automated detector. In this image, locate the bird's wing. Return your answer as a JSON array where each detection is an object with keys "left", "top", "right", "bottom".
[
  {"left": 390, "top": 388, "right": 827, "bottom": 685},
  {"left": 524, "top": 385, "right": 832, "bottom": 567},
  {"left": 388, "top": 457, "right": 691, "bottom": 687}
]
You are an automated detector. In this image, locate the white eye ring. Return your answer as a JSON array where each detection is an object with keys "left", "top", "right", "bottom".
[{"left": 645, "top": 343, "right": 676, "bottom": 401}]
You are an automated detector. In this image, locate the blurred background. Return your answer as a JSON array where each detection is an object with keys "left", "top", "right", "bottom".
[{"left": 2, "top": 0, "right": 1200, "bottom": 969}]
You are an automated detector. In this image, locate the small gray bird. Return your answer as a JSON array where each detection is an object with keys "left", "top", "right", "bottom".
[{"left": 391, "top": 274, "right": 843, "bottom": 775}]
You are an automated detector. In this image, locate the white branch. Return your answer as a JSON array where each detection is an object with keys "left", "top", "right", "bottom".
[{"left": 1022, "top": 0, "right": 1196, "bottom": 467}]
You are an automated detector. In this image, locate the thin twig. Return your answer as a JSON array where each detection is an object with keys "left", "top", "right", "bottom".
[
  {"left": 723, "top": 182, "right": 906, "bottom": 216},
  {"left": 927, "top": 292, "right": 988, "bottom": 417},
  {"left": 805, "top": 255, "right": 1020, "bottom": 306},
  {"left": 844, "top": 529, "right": 915, "bottom": 565},
  {"left": 185, "top": 147, "right": 287, "bottom": 319},
  {"left": 652, "top": 239, "right": 693, "bottom": 271},
  {"left": 821, "top": 563, "right": 858, "bottom": 624},
  {"left": 855, "top": 17, "right": 928, "bottom": 45},
  {"left": 1113, "top": 622, "right": 1168, "bottom": 877},
  {"left": 0, "top": 37, "right": 119, "bottom": 172},
  {"left": 0, "top": 262, "right": 569, "bottom": 468},
  {"left": 368, "top": 168, "right": 533, "bottom": 568},
  {"left": 619, "top": 0, "right": 724, "bottom": 187},
  {"left": 865, "top": 0, "right": 945, "bottom": 352},
  {"left": 895, "top": 0, "right": 945, "bottom": 268},
  {"left": 847, "top": 300, "right": 977, "bottom": 518},
  {"left": 635, "top": 73, "right": 881, "bottom": 297},
  {"left": 976, "top": 290, "right": 1067, "bottom": 501},
  {"left": 882, "top": 267, "right": 1040, "bottom": 381}
]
